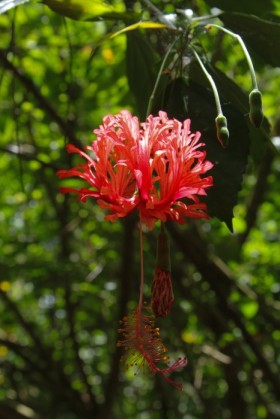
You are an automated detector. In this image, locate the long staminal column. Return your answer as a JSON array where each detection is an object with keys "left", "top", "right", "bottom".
[
  {"left": 117, "top": 221, "right": 187, "bottom": 390},
  {"left": 117, "top": 304, "right": 187, "bottom": 390}
]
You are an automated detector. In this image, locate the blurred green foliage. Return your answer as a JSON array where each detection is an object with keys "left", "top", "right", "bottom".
[{"left": 0, "top": 0, "right": 280, "bottom": 418}]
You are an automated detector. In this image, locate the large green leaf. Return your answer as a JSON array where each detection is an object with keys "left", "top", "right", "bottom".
[
  {"left": 219, "top": 12, "right": 280, "bottom": 67},
  {"left": 156, "top": 77, "right": 250, "bottom": 231},
  {"left": 126, "top": 30, "right": 158, "bottom": 120},
  {"left": 43, "top": 0, "right": 136, "bottom": 21}
]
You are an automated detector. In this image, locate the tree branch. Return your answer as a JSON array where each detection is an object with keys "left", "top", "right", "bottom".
[
  {"left": 0, "top": 146, "right": 59, "bottom": 171},
  {"left": 0, "top": 50, "right": 82, "bottom": 149}
]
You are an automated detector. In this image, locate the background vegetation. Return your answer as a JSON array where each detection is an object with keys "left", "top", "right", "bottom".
[{"left": 0, "top": 0, "right": 280, "bottom": 418}]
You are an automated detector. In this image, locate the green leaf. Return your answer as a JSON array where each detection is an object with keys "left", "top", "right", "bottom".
[
  {"left": 0, "top": 0, "right": 30, "bottom": 14},
  {"left": 43, "top": 0, "right": 136, "bottom": 21},
  {"left": 126, "top": 30, "right": 157, "bottom": 120},
  {"left": 219, "top": 12, "right": 280, "bottom": 67},
  {"left": 156, "top": 77, "right": 250, "bottom": 231},
  {"left": 111, "top": 21, "right": 166, "bottom": 39}
]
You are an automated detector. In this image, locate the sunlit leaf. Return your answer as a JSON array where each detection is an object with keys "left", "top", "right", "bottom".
[
  {"left": 43, "top": 0, "right": 137, "bottom": 21},
  {"left": 111, "top": 21, "right": 166, "bottom": 38}
]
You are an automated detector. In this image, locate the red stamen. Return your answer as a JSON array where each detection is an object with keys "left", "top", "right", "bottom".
[{"left": 117, "top": 304, "right": 187, "bottom": 390}]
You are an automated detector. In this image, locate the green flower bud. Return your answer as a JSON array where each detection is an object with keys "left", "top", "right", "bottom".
[
  {"left": 249, "top": 89, "right": 263, "bottom": 128},
  {"left": 215, "top": 114, "right": 229, "bottom": 147}
]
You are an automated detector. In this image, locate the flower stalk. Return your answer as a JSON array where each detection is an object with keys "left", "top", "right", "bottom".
[
  {"left": 206, "top": 24, "right": 263, "bottom": 128},
  {"left": 151, "top": 222, "right": 174, "bottom": 317},
  {"left": 191, "top": 47, "right": 229, "bottom": 147},
  {"left": 206, "top": 24, "right": 258, "bottom": 89}
]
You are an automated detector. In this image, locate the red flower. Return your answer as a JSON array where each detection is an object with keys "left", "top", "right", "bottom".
[
  {"left": 57, "top": 110, "right": 213, "bottom": 389},
  {"left": 57, "top": 111, "right": 213, "bottom": 228}
]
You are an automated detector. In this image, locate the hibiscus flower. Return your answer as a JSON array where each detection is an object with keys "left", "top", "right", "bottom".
[
  {"left": 57, "top": 110, "right": 213, "bottom": 229},
  {"left": 57, "top": 110, "right": 213, "bottom": 390}
]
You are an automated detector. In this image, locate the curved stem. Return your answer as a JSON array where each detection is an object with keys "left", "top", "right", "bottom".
[
  {"left": 191, "top": 47, "right": 223, "bottom": 116},
  {"left": 146, "top": 38, "right": 177, "bottom": 118},
  {"left": 206, "top": 24, "right": 258, "bottom": 89}
]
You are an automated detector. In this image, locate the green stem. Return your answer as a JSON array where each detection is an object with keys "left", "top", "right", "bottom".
[
  {"left": 191, "top": 46, "right": 223, "bottom": 116},
  {"left": 206, "top": 24, "right": 258, "bottom": 90},
  {"left": 146, "top": 38, "right": 177, "bottom": 118}
]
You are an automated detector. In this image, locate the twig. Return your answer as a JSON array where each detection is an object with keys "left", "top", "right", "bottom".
[
  {"left": 0, "top": 146, "right": 59, "bottom": 170},
  {"left": 141, "top": 0, "right": 176, "bottom": 29}
]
